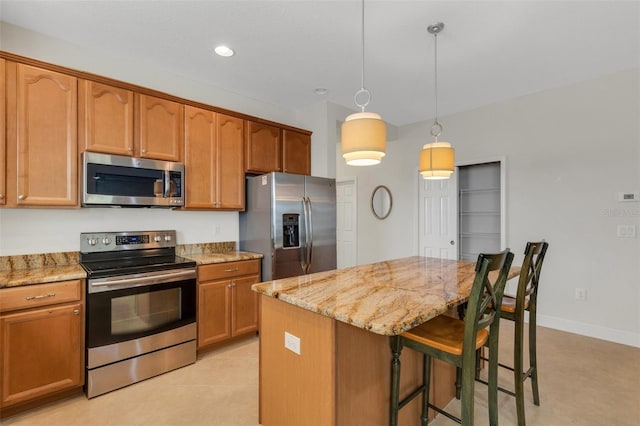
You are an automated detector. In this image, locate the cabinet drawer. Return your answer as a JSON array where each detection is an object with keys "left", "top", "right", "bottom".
[
  {"left": 0, "top": 280, "right": 82, "bottom": 313},
  {"left": 198, "top": 260, "right": 260, "bottom": 282}
]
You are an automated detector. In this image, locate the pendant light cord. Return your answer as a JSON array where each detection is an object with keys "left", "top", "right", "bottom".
[
  {"left": 430, "top": 23, "right": 443, "bottom": 140},
  {"left": 354, "top": 0, "right": 370, "bottom": 112}
]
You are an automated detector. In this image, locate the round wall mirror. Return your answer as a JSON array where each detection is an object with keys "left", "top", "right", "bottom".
[{"left": 371, "top": 185, "right": 393, "bottom": 220}]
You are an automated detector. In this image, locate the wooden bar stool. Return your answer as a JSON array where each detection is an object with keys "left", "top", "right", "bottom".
[
  {"left": 477, "top": 241, "right": 548, "bottom": 426},
  {"left": 389, "top": 250, "right": 514, "bottom": 426}
]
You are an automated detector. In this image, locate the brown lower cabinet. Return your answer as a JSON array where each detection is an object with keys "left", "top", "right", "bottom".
[
  {"left": 197, "top": 259, "right": 261, "bottom": 351},
  {"left": 0, "top": 280, "right": 84, "bottom": 414}
]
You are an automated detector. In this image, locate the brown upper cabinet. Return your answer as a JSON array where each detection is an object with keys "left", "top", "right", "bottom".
[
  {"left": 184, "top": 106, "right": 244, "bottom": 210},
  {"left": 1, "top": 59, "right": 6, "bottom": 206},
  {"left": 282, "top": 129, "right": 311, "bottom": 175},
  {"left": 244, "top": 120, "right": 311, "bottom": 176},
  {"left": 244, "top": 121, "right": 281, "bottom": 174},
  {"left": 79, "top": 80, "right": 135, "bottom": 156},
  {"left": 136, "top": 94, "right": 183, "bottom": 162},
  {"left": 5, "top": 62, "right": 78, "bottom": 207}
]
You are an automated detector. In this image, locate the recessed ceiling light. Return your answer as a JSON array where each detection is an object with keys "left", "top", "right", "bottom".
[
  {"left": 214, "top": 45, "right": 234, "bottom": 57},
  {"left": 314, "top": 88, "right": 328, "bottom": 95}
]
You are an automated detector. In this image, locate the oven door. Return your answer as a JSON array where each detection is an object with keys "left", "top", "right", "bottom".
[{"left": 86, "top": 268, "right": 196, "bottom": 350}]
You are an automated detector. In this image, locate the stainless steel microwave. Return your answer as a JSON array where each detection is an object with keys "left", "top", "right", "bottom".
[{"left": 82, "top": 152, "right": 184, "bottom": 207}]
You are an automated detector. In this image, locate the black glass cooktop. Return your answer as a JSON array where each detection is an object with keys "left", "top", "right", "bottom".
[{"left": 80, "top": 253, "right": 195, "bottom": 278}]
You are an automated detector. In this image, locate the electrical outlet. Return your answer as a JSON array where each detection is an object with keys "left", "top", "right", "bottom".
[
  {"left": 575, "top": 288, "right": 587, "bottom": 302},
  {"left": 284, "top": 331, "right": 301, "bottom": 355}
]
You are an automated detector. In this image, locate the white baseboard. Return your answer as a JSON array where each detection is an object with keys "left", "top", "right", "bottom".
[{"left": 536, "top": 314, "right": 640, "bottom": 348}]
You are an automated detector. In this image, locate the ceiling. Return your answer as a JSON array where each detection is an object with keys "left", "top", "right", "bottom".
[{"left": 1, "top": 1, "right": 638, "bottom": 126}]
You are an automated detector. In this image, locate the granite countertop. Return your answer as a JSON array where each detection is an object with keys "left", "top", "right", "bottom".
[
  {"left": 0, "top": 252, "right": 86, "bottom": 288},
  {"left": 1, "top": 242, "right": 263, "bottom": 289},
  {"left": 182, "top": 251, "right": 263, "bottom": 265},
  {"left": 252, "top": 256, "right": 520, "bottom": 336}
]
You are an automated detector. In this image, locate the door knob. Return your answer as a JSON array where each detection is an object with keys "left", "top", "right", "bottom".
[{"left": 450, "top": 240, "right": 455, "bottom": 245}]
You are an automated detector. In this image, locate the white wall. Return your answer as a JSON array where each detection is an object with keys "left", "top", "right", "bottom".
[{"left": 338, "top": 69, "right": 640, "bottom": 346}]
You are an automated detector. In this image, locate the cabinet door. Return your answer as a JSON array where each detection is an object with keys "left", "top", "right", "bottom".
[
  {"left": 79, "top": 80, "right": 134, "bottom": 156},
  {"left": 184, "top": 105, "right": 216, "bottom": 208},
  {"left": 0, "top": 59, "right": 5, "bottom": 205},
  {"left": 217, "top": 114, "right": 244, "bottom": 209},
  {"left": 282, "top": 129, "right": 311, "bottom": 175},
  {"left": 244, "top": 121, "right": 281, "bottom": 173},
  {"left": 0, "top": 303, "right": 83, "bottom": 408},
  {"left": 231, "top": 275, "right": 260, "bottom": 336},
  {"left": 137, "top": 94, "right": 183, "bottom": 161},
  {"left": 197, "top": 279, "right": 231, "bottom": 348},
  {"left": 13, "top": 64, "right": 78, "bottom": 207}
]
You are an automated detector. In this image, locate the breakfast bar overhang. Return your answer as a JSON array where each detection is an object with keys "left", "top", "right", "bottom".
[{"left": 252, "top": 256, "right": 520, "bottom": 426}]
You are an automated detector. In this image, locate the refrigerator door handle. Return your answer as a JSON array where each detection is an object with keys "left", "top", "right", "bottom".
[
  {"left": 300, "top": 197, "right": 307, "bottom": 272},
  {"left": 305, "top": 196, "right": 313, "bottom": 273}
]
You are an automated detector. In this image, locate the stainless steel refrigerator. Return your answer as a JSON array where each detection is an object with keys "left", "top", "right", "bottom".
[{"left": 239, "top": 172, "right": 336, "bottom": 281}]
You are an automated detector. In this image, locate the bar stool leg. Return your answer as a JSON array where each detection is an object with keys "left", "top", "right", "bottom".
[
  {"left": 529, "top": 308, "right": 540, "bottom": 406},
  {"left": 514, "top": 313, "right": 526, "bottom": 426},
  {"left": 390, "top": 336, "right": 403, "bottom": 426},
  {"left": 422, "top": 353, "right": 432, "bottom": 426}
]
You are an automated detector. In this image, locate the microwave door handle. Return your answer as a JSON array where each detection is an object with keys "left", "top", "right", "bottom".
[{"left": 163, "top": 171, "right": 170, "bottom": 198}]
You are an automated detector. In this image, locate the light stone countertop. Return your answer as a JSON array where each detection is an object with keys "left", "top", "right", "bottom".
[
  {"left": 252, "top": 256, "right": 520, "bottom": 336},
  {"left": 182, "top": 251, "right": 263, "bottom": 265},
  {"left": 0, "top": 243, "right": 263, "bottom": 288}
]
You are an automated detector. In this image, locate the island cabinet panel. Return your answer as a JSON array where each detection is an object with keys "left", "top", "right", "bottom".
[
  {"left": 79, "top": 80, "right": 134, "bottom": 156},
  {"left": 136, "top": 94, "right": 183, "bottom": 162},
  {"left": 197, "top": 259, "right": 260, "bottom": 352},
  {"left": 260, "top": 295, "right": 336, "bottom": 426},
  {"left": 5, "top": 62, "right": 78, "bottom": 207},
  {"left": 259, "top": 295, "right": 456, "bottom": 426},
  {"left": 282, "top": 129, "right": 311, "bottom": 175},
  {"left": 244, "top": 121, "right": 281, "bottom": 174},
  {"left": 0, "top": 279, "right": 84, "bottom": 412},
  {"left": 184, "top": 107, "right": 244, "bottom": 210},
  {"left": 0, "top": 58, "right": 5, "bottom": 205}
]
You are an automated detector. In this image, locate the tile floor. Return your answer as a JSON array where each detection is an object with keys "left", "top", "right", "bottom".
[{"left": 2, "top": 322, "right": 639, "bottom": 426}]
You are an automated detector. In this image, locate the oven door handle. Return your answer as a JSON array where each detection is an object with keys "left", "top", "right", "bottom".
[{"left": 89, "top": 269, "right": 196, "bottom": 293}]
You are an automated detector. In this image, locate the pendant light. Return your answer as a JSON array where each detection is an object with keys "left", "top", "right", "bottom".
[
  {"left": 419, "top": 22, "right": 455, "bottom": 179},
  {"left": 341, "top": 0, "right": 387, "bottom": 166}
]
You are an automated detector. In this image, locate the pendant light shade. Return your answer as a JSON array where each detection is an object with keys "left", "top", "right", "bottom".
[
  {"left": 342, "top": 112, "right": 386, "bottom": 166},
  {"left": 419, "top": 142, "right": 454, "bottom": 179},
  {"left": 341, "top": 0, "right": 387, "bottom": 166},
  {"left": 419, "top": 22, "right": 455, "bottom": 180}
]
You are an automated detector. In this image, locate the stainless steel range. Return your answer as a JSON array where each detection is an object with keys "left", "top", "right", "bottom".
[{"left": 80, "top": 230, "right": 197, "bottom": 398}]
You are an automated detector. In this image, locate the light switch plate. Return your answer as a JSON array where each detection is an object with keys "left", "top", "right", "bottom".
[
  {"left": 617, "top": 225, "right": 637, "bottom": 238},
  {"left": 284, "top": 331, "right": 301, "bottom": 355}
]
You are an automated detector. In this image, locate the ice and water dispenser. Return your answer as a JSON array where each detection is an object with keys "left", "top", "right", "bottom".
[{"left": 282, "top": 214, "right": 300, "bottom": 248}]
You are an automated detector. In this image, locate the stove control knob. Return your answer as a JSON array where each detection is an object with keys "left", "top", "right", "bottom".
[
  {"left": 154, "top": 235, "right": 162, "bottom": 243},
  {"left": 102, "top": 238, "right": 111, "bottom": 246},
  {"left": 88, "top": 238, "right": 98, "bottom": 246},
  {"left": 164, "top": 235, "right": 172, "bottom": 242}
]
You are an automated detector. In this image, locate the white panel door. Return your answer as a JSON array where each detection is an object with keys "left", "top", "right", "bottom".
[
  {"left": 418, "top": 173, "right": 458, "bottom": 260},
  {"left": 337, "top": 179, "right": 357, "bottom": 268}
]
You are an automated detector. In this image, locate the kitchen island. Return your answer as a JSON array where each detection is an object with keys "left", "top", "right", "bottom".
[{"left": 252, "top": 256, "right": 520, "bottom": 426}]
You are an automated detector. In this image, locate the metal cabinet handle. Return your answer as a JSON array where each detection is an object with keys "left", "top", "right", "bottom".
[
  {"left": 127, "top": 146, "right": 133, "bottom": 152},
  {"left": 25, "top": 292, "right": 56, "bottom": 301},
  {"left": 0, "top": 193, "right": 4, "bottom": 200},
  {"left": 73, "top": 309, "right": 80, "bottom": 315},
  {"left": 224, "top": 268, "right": 239, "bottom": 273},
  {"left": 18, "top": 194, "right": 26, "bottom": 200}
]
